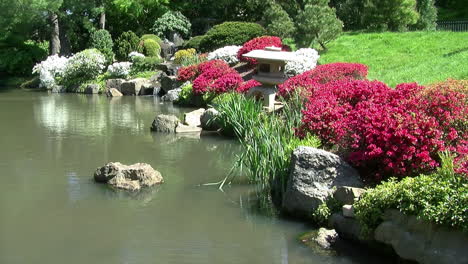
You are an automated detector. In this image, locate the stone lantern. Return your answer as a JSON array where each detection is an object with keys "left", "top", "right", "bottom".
[{"left": 242, "top": 47, "right": 296, "bottom": 110}]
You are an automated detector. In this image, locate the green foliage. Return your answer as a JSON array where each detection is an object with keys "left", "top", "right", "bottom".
[
  {"left": 181, "top": 36, "right": 205, "bottom": 50},
  {"left": 213, "top": 92, "right": 321, "bottom": 197},
  {"left": 130, "top": 56, "right": 162, "bottom": 73},
  {"left": 128, "top": 70, "right": 157, "bottom": 79},
  {"left": 76, "top": 73, "right": 109, "bottom": 93},
  {"left": 414, "top": 0, "right": 437, "bottom": 30},
  {"left": 354, "top": 153, "right": 468, "bottom": 235},
  {"left": 115, "top": 31, "right": 141, "bottom": 61},
  {"left": 262, "top": 2, "right": 296, "bottom": 38},
  {"left": 330, "top": 0, "right": 365, "bottom": 30},
  {"left": 174, "top": 48, "right": 197, "bottom": 65},
  {"left": 282, "top": 38, "right": 298, "bottom": 51},
  {"left": 319, "top": 31, "right": 468, "bottom": 87},
  {"left": 89, "top": 29, "right": 114, "bottom": 64},
  {"left": 312, "top": 197, "right": 343, "bottom": 226},
  {"left": 0, "top": 40, "right": 48, "bottom": 76},
  {"left": 152, "top": 11, "right": 191, "bottom": 40},
  {"left": 140, "top": 39, "right": 161, "bottom": 57},
  {"left": 199, "top": 22, "right": 267, "bottom": 52},
  {"left": 176, "top": 82, "right": 194, "bottom": 105},
  {"left": 295, "top": 0, "right": 343, "bottom": 50},
  {"left": 361, "top": 0, "right": 419, "bottom": 31},
  {"left": 140, "top": 34, "right": 162, "bottom": 44},
  {"left": 61, "top": 49, "right": 106, "bottom": 88}
]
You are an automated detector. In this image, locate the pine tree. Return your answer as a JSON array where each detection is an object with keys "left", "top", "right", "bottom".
[{"left": 262, "top": 1, "right": 296, "bottom": 38}]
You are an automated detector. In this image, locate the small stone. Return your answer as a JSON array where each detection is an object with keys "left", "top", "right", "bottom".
[
  {"left": 314, "top": 228, "right": 338, "bottom": 249},
  {"left": 107, "top": 88, "right": 123, "bottom": 97},
  {"left": 342, "top": 204, "right": 355, "bottom": 218},
  {"left": 94, "top": 162, "right": 163, "bottom": 191},
  {"left": 184, "top": 108, "right": 205, "bottom": 127}
]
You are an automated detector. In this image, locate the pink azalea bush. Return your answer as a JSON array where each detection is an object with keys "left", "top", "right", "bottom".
[
  {"left": 237, "top": 36, "right": 284, "bottom": 65},
  {"left": 278, "top": 63, "right": 368, "bottom": 97},
  {"left": 297, "top": 79, "right": 467, "bottom": 180}
]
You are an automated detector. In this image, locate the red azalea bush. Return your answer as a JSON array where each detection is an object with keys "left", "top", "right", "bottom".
[
  {"left": 278, "top": 63, "right": 369, "bottom": 97},
  {"left": 177, "top": 59, "right": 259, "bottom": 95},
  {"left": 297, "top": 79, "right": 467, "bottom": 180},
  {"left": 237, "top": 36, "right": 283, "bottom": 65},
  {"left": 237, "top": 79, "right": 261, "bottom": 93}
]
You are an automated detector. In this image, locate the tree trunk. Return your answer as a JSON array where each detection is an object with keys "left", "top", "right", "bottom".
[
  {"left": 50, "top": 12, "right": 61, "bottom": 55},
  {"left": 99, "top": 10, "right": 106, "bottom": 29}
]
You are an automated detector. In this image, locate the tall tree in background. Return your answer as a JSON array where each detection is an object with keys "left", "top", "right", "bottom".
[
  {"left": 262, "top": 1, "right": 296, "bottom": 38},
  {"left": 362, "top": 0, "right": 419, "bottom": 31},
  {"left": 415, "top": 0, "right": 437, "bottom": 30},
  {"left": 295, "top": 0, "right": 343, "bottom": 50}
]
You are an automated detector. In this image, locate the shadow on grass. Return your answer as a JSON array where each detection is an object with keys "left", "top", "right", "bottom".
[{"left": 443, "top": 47, "right": 468, "bottom": 57}]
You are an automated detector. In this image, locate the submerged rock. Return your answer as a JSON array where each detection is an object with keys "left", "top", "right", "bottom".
[
  {"left": 282, "top": 147, "right": 363, "bottom": 218},
  {"left": 94, "top": 162, "right": 163, "bottom": 191},
  {"left": 315, "top": 228, "right": 339, "bottom": 250},
  {"left": 151, "top": 114, "right": 180, "bottom": 133}
]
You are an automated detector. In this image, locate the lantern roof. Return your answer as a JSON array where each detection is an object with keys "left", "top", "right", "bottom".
[{"left": 243, "top": 46, "right": 297, "bottom": 62}]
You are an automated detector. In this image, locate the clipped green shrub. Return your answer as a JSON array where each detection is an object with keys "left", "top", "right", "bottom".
[
  {"left": 0, "top": 40, "right": 48, "bottom": 76},
  {"left": 130, "top": 56, "right": 162, "bottom": 73},
  {"left": 140, "top": 34, "right": 162, "bottom": 44},
  {"left": 152, "top": 11, "right": 191, "bottom": 40},
  {"left": 115, "top": 31, "right": 141, "bottom": 61},
  {"left": 89, "top": 29, "right": 114, "bottom": 64},
  {"left": 140, "top": 39, "right": 161, "bottom": 57},
  {"left": 181, "top": 35, "right": 205, "bottom": 50},
  {"left": 354, "top": 153, "right": 468, "bottom": 235},
  {"left": 199, "top": 22, "right": 267, "bottom": 52}
]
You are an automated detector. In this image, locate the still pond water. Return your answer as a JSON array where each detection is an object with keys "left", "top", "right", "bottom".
[{"left": 0, "top": 90, "right": 390, "bottom": 264}]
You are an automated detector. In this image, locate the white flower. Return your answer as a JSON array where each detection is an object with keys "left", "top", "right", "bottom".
[
  {"left": 285, "top": 48, "right": 320, "bottom": 76},
  {"left": 107, "top": 62, "right": 133, "bottom": 78},
  {"left": 207, "top": 45, "right": 242, "bottom": 65},
  {"left": 32, "top": 55, "right": 69, "bottom": 89},
  {"left": 63, "top": 49, "right": 106, "bottom": 82},
  {"left": 128, "top": 51, "right": 145, "bottom": 62}
]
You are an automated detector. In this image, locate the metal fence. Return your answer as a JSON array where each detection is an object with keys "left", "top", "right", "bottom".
[{"left": 437, "top": 20, "right": 468, "bottom": 32}]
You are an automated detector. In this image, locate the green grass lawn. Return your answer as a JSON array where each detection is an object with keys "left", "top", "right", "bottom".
[{"left": 319, "top": 31, "right": 468, "bottom": 87}]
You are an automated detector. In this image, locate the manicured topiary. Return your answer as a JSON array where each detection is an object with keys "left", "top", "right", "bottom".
[
  {"left": 115, "top": 31, "right": 141, "bottom": 61},
  {"left": 89, "top": 29, "right": 114, "bottom": 64},
  {"left": 181, "top": 35, "right": 205, "bottom": 50},
  {"left": 140, "top": 34, "right": 162, "bottom": 44},
  {"left": 198, "top": 22, "right": 267, "bottom": 52},
  {"left": 140, "top": 39, "right": 161, "bottom": 57}
]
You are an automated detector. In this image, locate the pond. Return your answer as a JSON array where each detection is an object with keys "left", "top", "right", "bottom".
[{"left": 0, "top": 90, "right": 390, "bottom": 264}]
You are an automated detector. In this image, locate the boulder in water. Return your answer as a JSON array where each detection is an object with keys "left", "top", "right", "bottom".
[{"left": 94, "top": 162, "right": 163, "bottom": 191}]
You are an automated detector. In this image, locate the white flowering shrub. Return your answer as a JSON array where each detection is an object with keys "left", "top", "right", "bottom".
[
  {"left": 63, "top": 49, "right": 106, "bottom": 83},
  {"left": 32, "top": 55, "right": 69, "bottom": 89},
  {"left": 128, "top": 51, "right": 145, "bottom": 62},
  {"left": 107, "top": 62, "right": 133, "bottom": 78},
  {"left": 285, "top": 48, "right": 320, "bottom": 76},
  {"left": 207, "top": 45, "right": 241, "bottom": 65}
]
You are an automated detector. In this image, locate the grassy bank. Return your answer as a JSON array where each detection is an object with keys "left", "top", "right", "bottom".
[{"left": 319, "top": 31, "right": 468, "bottom": 87}]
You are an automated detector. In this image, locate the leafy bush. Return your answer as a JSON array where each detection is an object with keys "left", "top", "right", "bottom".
[
  {"left": 128, "top": 51, "right": 145, "bottom": 62},
  {"left": 130, "top": 56, "right": 162, "bottom": 73},
  {"left": 107, "top": 62, "right": 132, "bottom": 78},
  {"left": 115, "top": 31, "right": 141, "bottom": 61},
  {"left": 0, "top": 40, "right": 48, "bottom": 76},
  {"left": 32, "top": 55, "right": 68, "bottom": 90},
  {"left": 174, "top": 48, "right": 196, "bottom": 64},
  {"left": 414, "top": 0, "right": 437, "bottom": 30},
  {"left": 89, "top": 29, "right": 114, "bottom": 64},
  {"left": 262, "top": 2, "right": 296, "bottom": 38},
  {"left": 175, "top": 82, "right": 194, "bottom": 105},
  {"left": 199, "top": 22, "right": 267, "bottom": 52},
  {"left": 362, "top": 0, "right": 419, "bottom": 31},
  {"left": 237, "top": 36, "right": 284, "bottom": 65},
  {"left": 62, "top": 49, "right": 106, "bottom": 86},
  {"left": 181, "top": 35, "right": 205, "bottom": 50},
  {"left": 207, "top": 45, "right": 242, "bottom": 65},
  {"left": 297, "top": 80, "right": 467, "bottom": 180},
  {"left": 140, "top": 34, "right": 162, "bottom": 44},
  {"left": 278, "top": 62, "right": 368, "bottom": 97},
  {"left": 296, "top": 0, "right": 343, "bottom": 50},
  {"left": 285, "top": 48, "right": 320, "bottom": 76},
  {"left": 312, "top": 197, "right": 343, "bottom": 226},
  {"left": 354, "top": 153, "right": 468, "bottom": 235},
  {"left": 152, "top": 11, "right": 191, "bottom": 40},
  {"left": 140, "top": 39, "right": 161, "bottom": 57}
]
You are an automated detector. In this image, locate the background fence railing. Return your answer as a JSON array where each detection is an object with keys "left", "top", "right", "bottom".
[{"left": 437, "top": 20, "right": 468, "bottom": 32}]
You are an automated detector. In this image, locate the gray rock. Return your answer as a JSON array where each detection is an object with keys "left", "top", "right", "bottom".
[
  {"left": 200, "top": 108, "right": 221, "bottom": 131},
  {"left": 51, "top": 85, "right": 66, "bottom": 93},
  {"left": 161, "top": 88, "right": 181, "bottom": 102},
  {"left": 282, "top": 147, "right": 363, "bottom": 218},
  {"left": 175, "top": 123, "right": 202, "bottom": 133},
  {"left": 184, "top": 108, "right": 205, "bottom": 127},
  {"left": 150, "top": 73, "right": 163, "bottom": 95},
  {"left": 160, "top": 40, "right": 176, "bottom": 60},
  {"left": 94, "top": 162, "right": 163, "bottom": 191},
  {"left": 84, "top": 84, "right": 100, "bottom": 94},
  {"left": 139, "top": 83, "right": 155, "bottom": 95},
  {"left": 106, "top": 88, "right": 123, "bottom": 97},
  {"left": 333, "top": 186, "right": 366, "bottom": 205},
  {"left": 151, "top": 114, "right": 180, "bottom": 133},
  {"left": 329, "top": 213, "right": 364, "bottom": 242},
  {"left": 342, "top": 204, "right": 355, "bottom": 218},
  {"left": 160, "top": 75, "right": 178, "bottom": 93},
  {"left": 105, "top": 79, "right": 125, "bottom": 91},
  {"left": 121, "top": 78, "right": 147, "bottom": 95},
  {"left": 374, "top": 210, "right": 468, "bottom": 264},
  {"left": 314, "top": 228, "right": 339, "bottom": 250}
]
